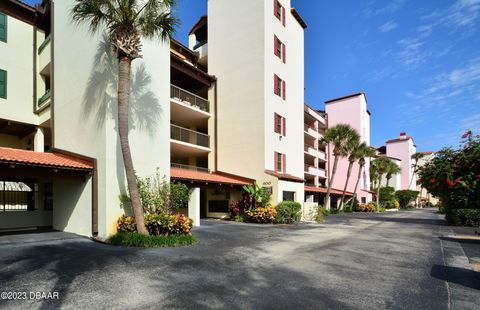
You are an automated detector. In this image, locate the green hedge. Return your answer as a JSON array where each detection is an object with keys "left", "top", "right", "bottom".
[
  {"left": 108, "top": 232, "right": 197, "bottom": 247},
  {"left": 446, "top": 209, "right": 480, "bottom": 227},
  {"left": 395, "top": 190, "right": 419, "bottom": 209},
  {"left": 275, "top": 201, "right": 302, "bottom": 224}
]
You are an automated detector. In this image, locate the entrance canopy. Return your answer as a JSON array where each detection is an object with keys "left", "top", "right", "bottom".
[
  {"left": 305, "top": 185, "right": 353, "bottom": 196},
  {"left": 171, "top": 168, "right": 252, "bottom": 187}
]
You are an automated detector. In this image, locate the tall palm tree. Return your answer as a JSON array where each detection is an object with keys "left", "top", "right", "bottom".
[
  {"left": 370, "top": 163, "right": 378, "bottom": 190},
  {"left": 372, "top": 156, "right": 395, "bottom": 208},
  {"left": 72, "top": 0, "right": 177, "bottom": 235},
  {"left": 321, "top": 124, "right": 360, "bottom": 210},
  {"left": 339, "top": 140, "right": 364, "bottom": 210},
  {"left": 349, "top": 144, "right": 375, "bottom": 209},
  {"left": 409, "top": 152, "right": 425, "bottom": 189},
  {"left": 385, "top": 161, "right": 401, "bottom": 187}
]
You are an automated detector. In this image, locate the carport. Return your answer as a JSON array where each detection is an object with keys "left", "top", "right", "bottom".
[{"left": 0, "top": 147, "right": 95, "bottom": 234}]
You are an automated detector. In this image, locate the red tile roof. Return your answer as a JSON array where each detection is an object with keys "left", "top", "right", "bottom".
[
  {"left": 171, "top": 168, "right": 252, "bottom": 186},
  {"left": 264, "top": 170, "right": 305, "bottom": 183},
  {"left": 0, "top": 147, "right": 94, "bottom": 171},
  {"left": 305, "top": 186, "right": 353, "bottom": 196}
]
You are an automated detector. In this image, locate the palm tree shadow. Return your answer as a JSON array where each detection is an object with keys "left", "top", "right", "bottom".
[{"left": 82, "top": 35, "right": 163, "bottom": 207}]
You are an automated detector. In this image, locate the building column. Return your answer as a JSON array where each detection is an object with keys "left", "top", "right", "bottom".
[
  {"left": 188, "top": 187, "right": 201, "bottom": 227},
  {"left": 34, "top": 127, "right": 45, "bottom": 152}
]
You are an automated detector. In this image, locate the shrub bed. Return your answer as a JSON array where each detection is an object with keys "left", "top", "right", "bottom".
[
  {"left": 395, "top": 190, "right": 419, "bottom": 209},
  {"left": 245, "top": 206, "right": 277, "bottom": 224},
  {"left": 117, "top": 213, "right": 193, "bottom": 235},
  {"left": 357, "top": 202, "right": 377, "bottom": 212},
  {"left": 315, "top": 206, "right": 328, "bottom": 222},
  {"left": 275, "top": 201, "right": 302, "bottom": 224},
  {"left": 446, "top": 209, "right": 480, "bottom": 227},
  {"left": 108, "top": 232, "right": 197, "bottom": 247}
]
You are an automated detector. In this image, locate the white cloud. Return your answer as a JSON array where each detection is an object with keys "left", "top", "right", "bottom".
[
  {"left": 422, "top": 0, "right": 480, "bottom": 31},
  {"left": 364, "top": 0, "right": 406, "bottom": 17},
  {"left": 379, "top": 20, "right": 398, "bottom": 32},
  {"left": 461, "top": 113, "right": 480, "bottom": 130}
]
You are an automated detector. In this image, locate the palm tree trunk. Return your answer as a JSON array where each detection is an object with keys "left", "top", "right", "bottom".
[
  {"left": 350, "top": 164, "right": 363, "bottom": 209},
  {"left": 409, "top": 163, "right": 417, "bottom": 189},
  {"left": 386, "top": 176, "right": 391, "bottom": 187},
  {"left": 324, "top": 155, "right": 339, "bottom": 210},
  {"left": 340, "top": 161, "right": 353, "bottom": 210},
  {"left": 376, "top": 174, "right": 382, "bottom": 210},
  {"left": 117, "top": 56, "right": 148, "bottom": 235}
]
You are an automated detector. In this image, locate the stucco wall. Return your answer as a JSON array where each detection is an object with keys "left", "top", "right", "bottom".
[
  {"left": 52, "top": 0, "right": 171, "bottom": 238},
  {"left": 0, "top": 12, "right": 36, "bottom": 125},
  {"left": 325, "top": 95, "right": 371, "bottom": 203},
  {"left": 208, "top": 0, "right": 266, "bottom": 180},
  {"left": 386, "top": 139, "right": 416, "bottom": 190}
]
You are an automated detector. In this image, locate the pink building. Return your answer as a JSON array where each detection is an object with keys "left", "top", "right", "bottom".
[
  {"left": 324, "top": 93, "right": 372, "bottom": 208},
  {"left": 384, "top": 132, "right": 417, "bottom": 190}
]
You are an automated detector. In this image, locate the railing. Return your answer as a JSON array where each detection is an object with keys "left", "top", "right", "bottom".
[
  {"left": 304, "top": 123, "right": 316, "bottom": 132},
  {"left": 38, "top": 34, "right": 51, "bottom": 54},
  {"left": 171, "top": 163, "right": 210, "bottom": 173},
  {"left": 37, "top": 89, "right": 51, "bottom": 107},
  {"left": 305, "top": 182, "right": 316, "bottom": 187},
  {"left": 170, "top": 84, "right": 209, "bottom": 113},
  {"left": 193, "top": 40, "right": 207, "bottom": 50},
  {"left": 171, "top": 124, "right": 210, "bottom": 148},
  {"left": 1, "top": 181, "right": 34, "bottom": 212}
]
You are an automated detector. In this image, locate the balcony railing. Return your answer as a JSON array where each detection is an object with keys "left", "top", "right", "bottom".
[
  {"left": 171, "top": 124, "right": 210, "bottom": 148},
  {"left": 171, "top": 163, "right": 210, "bottom": 173},
  {"left": 170, "top": 84, "right": 209, "bottom": 113},
  {"left": 37, "top": 89, "right": 51, "bottom": 108}
]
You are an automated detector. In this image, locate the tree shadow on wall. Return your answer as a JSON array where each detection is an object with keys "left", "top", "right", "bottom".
[{"left": 82, "top": 35, "right": 164, "bottom": 210}]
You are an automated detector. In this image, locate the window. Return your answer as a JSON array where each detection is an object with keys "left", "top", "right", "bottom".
[
  {"left": 274, "top": 74, "right": 286, "bottom": 100},
  {"left": 0, "top": 69, "right": 6, "bottom": 99},
  {"left": 274, "top": 0, "right": 286, "bottom": 26},
  {"left": 275, "top": 152, "right": 286, "bottom": 172},
  {"left": 282, "top": 191, "right": 295, "bottom": 201},
  {"left": 0, "top": 13, "right": 6, "bottom": 43},
  {"left": 274, "top": 35, "right": 286, "bottom": 63},
  {"left": 274, "top": 113, "right": 286, "bottom": 136}
]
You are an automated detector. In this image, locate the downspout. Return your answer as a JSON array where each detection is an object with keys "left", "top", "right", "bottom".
[
  {"left": 33, "top": 25, "right": 37, "bottom": 113},
  {"left": 50, "top": 1, "right": 55, "bottom": 148},
  {"left": 214, "top": 79, "right": 218, "bottom": 172}
]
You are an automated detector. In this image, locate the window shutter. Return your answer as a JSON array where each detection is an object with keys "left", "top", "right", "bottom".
[
  {"left": 0, "top": 13, "right": 6, "bottom": 42},
  {"left": 282, "top": 117, "right": 286, "bottom": 136},
  {"left": 274, "top": 0, "right": 278, "bottom": 18},
  {"left": 274, "top": 113, "right": 279, "bottom": 133},
  {"left": 282, "top": 154, "right": 286, "bottom": 173},
  {"left": 282, "top": 43, "right": 286, "bottom": 63},
  {"left": 274, "top": 74, "right": 279, "bottom": 95},
  {"left": 0, "top": 70, "right": 6, "bottom": 99},
  {"left": 282, "top": 80, "right": 286, "bottom": 100},
  {"left": 274, "top": 152, "right": 278, "bottom": 171},
  {"left": 282, "top": 7, "right": 286, "bottom": 26},
  {"left": 274, "top": 35, "right": 278, "bottom": 56}
]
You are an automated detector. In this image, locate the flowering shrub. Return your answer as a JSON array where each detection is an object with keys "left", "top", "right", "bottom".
[
  {"left": 245, "top": 206, "right": 277, "bottom": 224},
  {"left": 357, "top": 202, "right": 376, "bottom": 212},
  {"left": 229, "top": 192, "right": 253, "bottom": 217},
  {"left": 418, "top": 131, "right": 480, "bottom": 225},
  {"left": 117, "top": 213, "right": 192, "bottom": 235},
  {"left": 446, "top": 209, "right": 480, "bottom": 227}
]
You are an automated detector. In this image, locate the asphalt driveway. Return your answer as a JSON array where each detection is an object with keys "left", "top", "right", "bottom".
[{"left": 0, "top": 209, "right": 478, "bottom": 309}]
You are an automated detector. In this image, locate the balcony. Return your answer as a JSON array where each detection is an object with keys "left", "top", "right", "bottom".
[
  {"left": 170, "top": 124, "right": 210, "bottom": 157},
  {"left": 304, "top": 124, "right": 321, "bottom": 139},
  {"left": 171, "top": 84, "right": 209, "bottom": 113},
  {"left": 171, "top": 163, "right": 210, "bottom": 173},
  {"left": 38, "top": 35, "right": 51, "bottom": 73},
  {"left": 304, "top": 164, "right": 326, "bottom": 178},
  {"left": 192, "top": 41, "right": 208, "bottom": 66},
  {"left": 304, "top": 146, "right": 326, "bottom": 160}
]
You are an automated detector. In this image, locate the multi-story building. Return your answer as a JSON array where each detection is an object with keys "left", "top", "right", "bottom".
[
  {"left": 324, "top": 93, "right": 372, "bottom": 207},
  {"left": 379, "top": 132, "right": 417, "bottom": 191},
  {"left": 189, "top": 0, "right": 307, "bottom": 205}
]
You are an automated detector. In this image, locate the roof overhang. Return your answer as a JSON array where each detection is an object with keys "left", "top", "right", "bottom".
[
  {"left": 265, "top": 170, "right": 305, "bottom": 183},
  {"left": 291, "top": 8, "right": 307, "bottom": 29},
  {"left": 305, "top": 186, "right": 353, "bottom": 196},
  {"left": 171, "top": 168, "right": 253, "bottom": 187},
  {"left": 0, "top": 0, "right": 35, "bottom": 26}
]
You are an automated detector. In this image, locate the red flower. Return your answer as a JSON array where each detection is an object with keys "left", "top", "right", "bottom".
[
  {"left": 475, "top": 175, "right": 480, "bottom": 181},
  {"left": 462, "top": 130, "right": 472, "bottom": 139},
  {"left": 429, "top": 178, "right": 436, "bottom": 184}
]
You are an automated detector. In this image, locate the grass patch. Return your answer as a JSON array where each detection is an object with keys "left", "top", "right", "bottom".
[{"left": 108, "top": 232, "right": 197, "bottom": 248}]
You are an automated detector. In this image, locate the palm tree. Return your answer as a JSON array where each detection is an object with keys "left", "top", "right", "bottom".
[
  {"left": 409, "top": 152, "right": 425, "bottom": 189},
  {"left": 349, "top": 144, "right": 375, "bottom": 209},
  {"left": 385, "top": 161, "right": 401, "bottom": 187},
  {"left": 321, "top": 124, "right": 360, "bottom": 210},
  {"left": 370, "top": 163, "right": 378, "bottom": 190},
  {"left": 371, "top": 156, "right": 395, "bottom": 208},
  {"left": 339, "top": 140, "right": 365, "bottom": 210},
  {"left": 72, "top": 0, "right": 177, "bottom": 235}
]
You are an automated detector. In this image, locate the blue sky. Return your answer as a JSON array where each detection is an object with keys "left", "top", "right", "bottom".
[{"left": 24, "top": 0, "right": 480, "bottom": 151}]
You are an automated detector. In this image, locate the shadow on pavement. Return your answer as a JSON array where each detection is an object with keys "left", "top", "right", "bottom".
[{"left": 430, "top": 264, "right": 480, "bottom": 290}]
